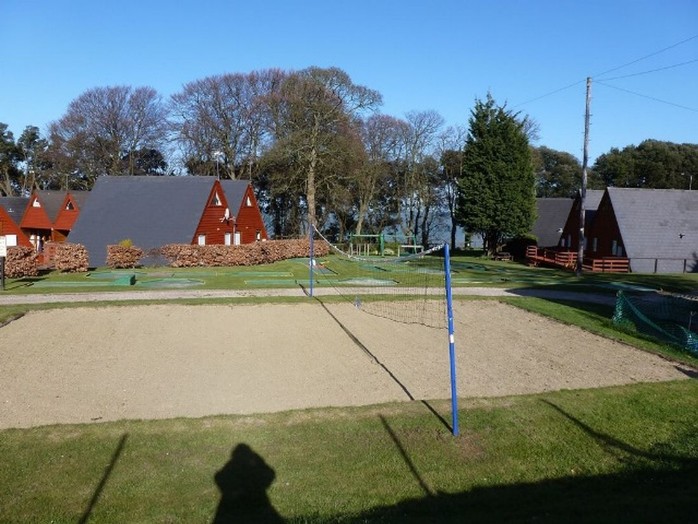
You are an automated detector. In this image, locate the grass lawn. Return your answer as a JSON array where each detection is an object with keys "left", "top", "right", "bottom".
[
  {"left": 1, "top": 255, "right": 697, "bottom": 521},
  {"left": 0, "top": 381, "right": 696, "bottom": 522}
]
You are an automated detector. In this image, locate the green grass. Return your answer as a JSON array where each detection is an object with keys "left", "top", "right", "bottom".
[
  {"left": 503, "top": 297, "right": 698, "bottom": 368},
  {"left": 0, "top": 381, "right": 695, "bottom": 522},
  {"left": 3, "top": 254, "right": 698, "bottom": 294},
  {"left": 2, "top": 258, "right": 697, "bottom": 521}
]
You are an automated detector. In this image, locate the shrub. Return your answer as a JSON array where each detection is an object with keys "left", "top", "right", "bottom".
[
  {"left": 118, "top": 238, "right": 134, "bottom": 248},
  {"left": 157, "top": 238, "right": 330, "bottom": 267},
  {"left": 54, "top": 243, "right": 89, "bottom": 272},
  {"left": 106, "top": 245, "right": 144, "bottom": 269},
  {"left": 4, "top": 246, "right": 39, "bottom": 278}
]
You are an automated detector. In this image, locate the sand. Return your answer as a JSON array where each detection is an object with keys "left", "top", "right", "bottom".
[{"left": 0, "top": 300, "right": 690, "bottom": 429}]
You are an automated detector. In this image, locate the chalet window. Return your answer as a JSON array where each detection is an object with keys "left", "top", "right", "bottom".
[
  {"left": 65, "top": 201, "right": 74, "bottom": 210},
  {"left": 256, "top": 230, "right": 261, "bottom": 241},
  {"left": 246, "top": 196, "right": 252, "bottom": 207},
  {"left": 211, "top": 192, "right": 222, "bottom": 206},
  {"left": 32, "top": 199, "right": 41, "bottom": 207},
  {"left": 592, "top": 238, "right": 598, "bottom": 252},
  {"left": 198, "top": 234, "right": 206, "bottom": 246},
  {"left": 566, "top": 234, "right": 571, "bottom": 247}
]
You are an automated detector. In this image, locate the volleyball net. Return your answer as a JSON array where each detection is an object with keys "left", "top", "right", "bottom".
[
  {"left": 310, "top": 228, "right": 448, "bottom": 329},
  {"left": 310, "top": 226, "right": 460, "bottom": 436}
]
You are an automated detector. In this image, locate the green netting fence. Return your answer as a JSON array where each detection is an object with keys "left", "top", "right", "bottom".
[{"left": 613, "top": 291, "right": 698, "bottom": 355}]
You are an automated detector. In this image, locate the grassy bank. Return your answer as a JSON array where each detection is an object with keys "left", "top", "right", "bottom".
[{"left": 1, "top": 380, "right": 696, "bottom": 522}]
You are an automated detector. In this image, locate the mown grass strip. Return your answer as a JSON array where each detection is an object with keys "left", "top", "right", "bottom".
[{"left": 0, "top": 381, "right": 696, "bottom": 522}]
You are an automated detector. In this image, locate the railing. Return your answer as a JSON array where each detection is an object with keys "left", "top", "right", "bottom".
[
  {"left": 526, "top": 246, "right": 630, "bottom": 273},
  {"left": 526, "top": 246, "right": 578, "bottom": 269},
  {"left": 582, "top": 257, "right": 630, "bottom": 273},
  {"left": 526, "top": 249, "right": 698, "bottom": 274}
]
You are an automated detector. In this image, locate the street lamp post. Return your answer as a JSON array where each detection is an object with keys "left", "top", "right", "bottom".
[{"left": 213, "top": 151, "right": 223, "bottom": 179}]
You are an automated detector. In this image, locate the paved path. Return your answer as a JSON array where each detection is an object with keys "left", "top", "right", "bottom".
[{"left": 0, "top": 286, "right": 616, "bottom": 306}]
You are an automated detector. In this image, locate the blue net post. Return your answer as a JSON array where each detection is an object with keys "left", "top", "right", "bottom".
[
  {"left": 309, "top": 226, "right": 315, "bottom": 298},
  {"left": 444, "top": 243, "right": 459, "bottom": 436}
]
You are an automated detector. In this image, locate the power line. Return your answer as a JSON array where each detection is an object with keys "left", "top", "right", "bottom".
[
  {"left": 594, "top": 33, "right": 698, "bottom": 78},
  {"left": 598, "top": 57, "right": 698, "bottom": 82},
  {"left": 511, "top": 79, "right": 585, "bottom": 108},
  {"left": 596, "top": 81, "right": 698, "bottom": 113},
  {"left": 512, "top": 33, "right": 698, "bottom": 109}
]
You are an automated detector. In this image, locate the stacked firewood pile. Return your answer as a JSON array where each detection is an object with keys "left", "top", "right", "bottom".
[
  {"left": 106, "top": 245, "right": 144, "bottom": 268},
  {"left": 4, "top": 246, "right": 39, "bottom": 278},
  {"left": 54, "top": 243, "right": 89, "bottom": 272},
  {"left": 158, "top": 238, "right": 330, "bottom": 267}
]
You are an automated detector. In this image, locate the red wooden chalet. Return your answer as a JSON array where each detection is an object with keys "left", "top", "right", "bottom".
[
  {"left": 69, "top": 176, "right": 269, "bottom": 267},
  {"left": 0, "top": 197, "right": 31, "bottom": 248},
  {"left": 19, "top": 190, "right": 89, "bottom": 246}
]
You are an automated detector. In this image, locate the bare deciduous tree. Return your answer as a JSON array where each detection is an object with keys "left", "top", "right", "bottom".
[
  {"left": 170, "top": 69, "right": 285, "bottom": 179},
  {"left": 46, "top": 86, "right": 168, "bottom": 187}
]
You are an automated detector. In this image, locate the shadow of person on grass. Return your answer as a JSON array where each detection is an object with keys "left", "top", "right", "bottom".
[{"left": 212, "top": 443, "right": 284, "bottom": 523}]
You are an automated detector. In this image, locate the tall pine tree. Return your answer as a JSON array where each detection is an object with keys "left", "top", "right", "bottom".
[{"left": 456, "top": 94, "right": 536, "bottom": 255}]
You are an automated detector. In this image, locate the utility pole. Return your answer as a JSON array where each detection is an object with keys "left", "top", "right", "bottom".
[
  {"left": 576, "top": 77, "right": 592, "bottom": 276},
  {"left": 577, "top": 76, "right": 591, "bottom": 276}
]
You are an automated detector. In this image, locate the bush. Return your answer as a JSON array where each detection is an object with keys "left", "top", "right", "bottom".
[
  {"left": 106, "top": 245, "right": 143, "bottom": 268},
  {"left": 157, "top": 238, "right": 330, "bottom": 268},
  {"left": 54, "top": 243, "right": 89, "bottom": 273},
  {"left": 118, "top": 238, "right": 134, "bottom": 248},
  {"left": 4, "top": 246, "right": 38, "bottom": 278}
]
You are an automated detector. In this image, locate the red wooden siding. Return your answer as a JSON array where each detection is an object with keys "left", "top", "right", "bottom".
[
  {"left": 192, "top": 181, "right": 268, "bottom": 246},
  {"left": 0, "top": 207, "right": 31, "bottom": 247},
  {"left": 585, "top": 193, "right": 625, "bottom": 257},
  {"left": 235, "top": 186, "right": 268, "bottom": 244},
  {"left": 20, "top": 194, "right": 53, "bottom": 231},
  {"left": 53, "top": 193, "right": 82, "bottom": 232},
  {"left": 559, "top": 198, "right": 582, "bottom": 250},
  {"left": 193, "top": 181, "right": 235, "bottom": 245}
]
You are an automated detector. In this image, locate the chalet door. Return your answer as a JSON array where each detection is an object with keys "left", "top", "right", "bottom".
[
  {"left": 234, "top": 232, "right": 241, "bottom": 245},
  {"left": 224, "top": 232, "right": 232, "bottom": 246}
]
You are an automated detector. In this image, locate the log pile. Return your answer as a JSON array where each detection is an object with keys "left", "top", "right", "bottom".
[
  {"left": 54, "top": 243, "right": 89, "bottom": 272},
  {"left": 158, "top": 238, "right": 330, "bottom": 267},
  {"left": 4, "top": 246, "right": 39, "bottom": 278},
  {"left": 106, "top": 245, "right": 144, "bottom": 269}
]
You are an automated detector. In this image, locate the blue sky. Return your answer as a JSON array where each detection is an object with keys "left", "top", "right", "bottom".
[{"left": 1, "top": 0, "right": 696, "bottom": 163}]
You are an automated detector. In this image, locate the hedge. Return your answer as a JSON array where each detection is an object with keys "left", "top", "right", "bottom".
[
  {"left": 157, "top": 238, "right": 329, "bottom": 268},
  {"left": 4, "top": 246, "right": 39, "bottom": 278}
]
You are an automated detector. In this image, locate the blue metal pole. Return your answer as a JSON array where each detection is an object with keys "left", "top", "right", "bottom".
[
  {"left": 309, "top": 226, "right": 314, "bottom": 298},
  {"left": 444, "top": 243, "right": 459, "bottom": 436}
]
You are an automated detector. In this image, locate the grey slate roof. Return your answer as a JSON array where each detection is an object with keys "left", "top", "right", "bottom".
[
  {"left": 69, "top": 190, "right": 90, "bottom": 211},
  {"left": 69, "top": 176, "right": 219, "bottom": 267},
  {"left": 607, "top": 187, "right": 698, "bottom": 262},
  {"left": 37, "top": 191, "right": 69, "bottom": 222},
  {"left": 0, "top": 197, "right": 29, "bottom": 224},
  {"left": 220, "top": 180, "right": 252, "bottom": 215},
  {"left": 533, "top": 198, "right": 574, "bottom": 247},
  {"left": 582, "top": 189, "right": 604, "bottom": 224}
]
